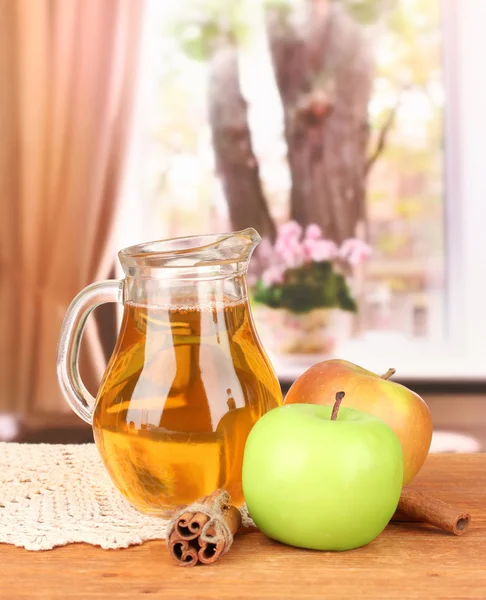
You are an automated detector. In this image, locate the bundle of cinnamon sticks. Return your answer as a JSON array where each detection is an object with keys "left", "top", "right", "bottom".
[
  {"left": 166, "top": 486, "right": 470, "bottom": 567},
  {"left": 167, "top": 490, "right": 242, "bottom": 567}
]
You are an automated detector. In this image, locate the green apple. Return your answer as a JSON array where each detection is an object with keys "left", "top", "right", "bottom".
[{"left": 242, "top": 395, "right": 403, "bottom": 551}]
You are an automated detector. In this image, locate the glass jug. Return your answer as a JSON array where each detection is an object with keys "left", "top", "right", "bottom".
[{"left": 57, "top": 228, "right": 282, "bottom": 515}]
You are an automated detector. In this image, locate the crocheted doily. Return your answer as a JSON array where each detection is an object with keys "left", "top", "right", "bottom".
[{"left": 0, "top": 443, "right": 254, "bottom": 551}]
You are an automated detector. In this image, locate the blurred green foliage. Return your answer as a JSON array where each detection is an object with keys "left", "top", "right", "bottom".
[
  {"left": 167, "top": 0, "right": 253, "bottom": 61},
  {"left": 253, "top": 262, "right": 358, "bottom": 313},
  {"left": 338, "top": 0, "right": 397, "bottom": 25}
]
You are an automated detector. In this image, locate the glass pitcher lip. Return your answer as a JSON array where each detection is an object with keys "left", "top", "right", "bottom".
[{"left": 118, "top": 227, "right": 261, "bottom": 270}]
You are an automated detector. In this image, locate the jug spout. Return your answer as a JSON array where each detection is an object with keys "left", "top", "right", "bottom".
[
  {"left": 199, "top": 227, "right": 262, "bottom": 266},
  {"left": 118, "top": 228, "right": 262, "bottom": 275},
  {"left": 220, "top": 227, "right": 262, "bottom": 264}
]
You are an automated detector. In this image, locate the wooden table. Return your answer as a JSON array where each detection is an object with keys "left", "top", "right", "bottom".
[{"left": 0, "top": 454, "right": 484, "bottom": 599}]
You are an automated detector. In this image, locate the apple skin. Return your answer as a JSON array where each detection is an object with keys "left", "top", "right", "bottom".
[
  {"left": 285, "top": 359, "right": 432, "bottom": 485},
  {"left": 242, "top": 403, "right": 403, "bottom": 551}
]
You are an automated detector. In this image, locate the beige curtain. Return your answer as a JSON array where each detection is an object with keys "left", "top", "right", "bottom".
[{"left": 0, "top": 0, "right": 144, "bottom": 415}]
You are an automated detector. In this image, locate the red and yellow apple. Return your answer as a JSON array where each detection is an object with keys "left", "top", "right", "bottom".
[{"left": 285, "top": 359, "right": 432, "bottom": 484}]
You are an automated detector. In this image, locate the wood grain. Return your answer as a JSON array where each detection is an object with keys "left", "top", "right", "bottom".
[{"left": 0, "top": 454, "right": 484, "bottom": 599}]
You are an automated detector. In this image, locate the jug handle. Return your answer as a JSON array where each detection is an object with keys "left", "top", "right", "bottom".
[{"left": 56, "top": 280, "right": 124, "bottom": 424}]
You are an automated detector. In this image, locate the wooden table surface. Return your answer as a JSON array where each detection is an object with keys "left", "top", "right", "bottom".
[{"left": 0, "top": 453, "right": 484, "bottom": 599}]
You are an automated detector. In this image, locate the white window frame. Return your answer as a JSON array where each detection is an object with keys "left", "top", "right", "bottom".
[
  {"left": 118, "top": 0, "right": 486, "bottom": 382},
  {"left": 442, "top": 0, "right": 486, "bottom": 379}
]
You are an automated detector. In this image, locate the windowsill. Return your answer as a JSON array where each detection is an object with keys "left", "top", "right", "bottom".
[{"left": 271, "top": 331, "right": 486, "bottom": 384}]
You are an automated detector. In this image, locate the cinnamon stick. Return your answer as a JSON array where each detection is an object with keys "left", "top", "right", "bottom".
[
  {"left": 392, "top": 486, "right": 471, "bottom": 536},
  {"left": 167, "top": 490, "right": 242, "bottom": 567},
  {"left": 174, "top": 509, "right": 210, "bottom": 540},
  {"left": 168, "top": 537, "right": 199, "bottom": 567},
  {"left": 198, "top": 506, "right": 241, "bottom": 565}
]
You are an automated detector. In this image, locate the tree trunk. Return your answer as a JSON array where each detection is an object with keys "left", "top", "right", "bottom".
[
  {"left": 208, "top": 43, "right": 276, "bottom": 241},
  {"left": 266, "top": 0, "right": 374, "bottom": 243}
]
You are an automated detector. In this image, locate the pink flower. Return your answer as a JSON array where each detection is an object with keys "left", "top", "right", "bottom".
[
  {"left": 302, "top": 238, "right": 316, "bottom": 261},
  {"left": 280, "top": 247, "right": 304, "bottom": 269},
  {"left": 307, "top": 239, "right": 339, "bottom": 262},
  {"left": 275, "top": 235, "right": 304, "bottom": 268},
  {"left": 256, "top": 237, "right": 274, "bottom": 266},
  {"left": 304, "top": 224, "right": 322, "bottom": 240},
  {"left": 262, "top": 265, "right": 285, "bottom": 287},
  {"left": 279, "top": 220, "right": 303, "bottom": 241},
  {"left": 340, "top": 238, "right": 372, "bottom": 265}
]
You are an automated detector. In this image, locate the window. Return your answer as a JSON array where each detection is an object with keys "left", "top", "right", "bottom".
[{"left": 118, "top": 0, "right": 486, "bottom": 380}]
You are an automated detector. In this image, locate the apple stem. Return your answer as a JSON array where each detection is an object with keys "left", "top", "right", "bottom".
[
  {"left": 331, "top": 391, "right": 345, "bottom": 421},
  {"left": 381, "top": 368, "right": 396, "bottom": 380}
]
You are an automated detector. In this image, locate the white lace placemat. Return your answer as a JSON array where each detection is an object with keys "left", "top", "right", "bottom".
[{"left": 0, "top": 443, "right": 254, "bottom": 551}]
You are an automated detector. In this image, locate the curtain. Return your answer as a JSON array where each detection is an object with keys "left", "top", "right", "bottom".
[{"left": 0, "top": 0, "right": 144, "bottom": 415}]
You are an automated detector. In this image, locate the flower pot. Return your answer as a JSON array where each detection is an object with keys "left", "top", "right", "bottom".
[{"left": 253, "top": 304, "right": 353, "bottom": 357}]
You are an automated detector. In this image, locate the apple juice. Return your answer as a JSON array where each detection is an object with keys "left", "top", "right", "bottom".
[{"left": 93, "top": 299, "right": 282, "bottom": 515}]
